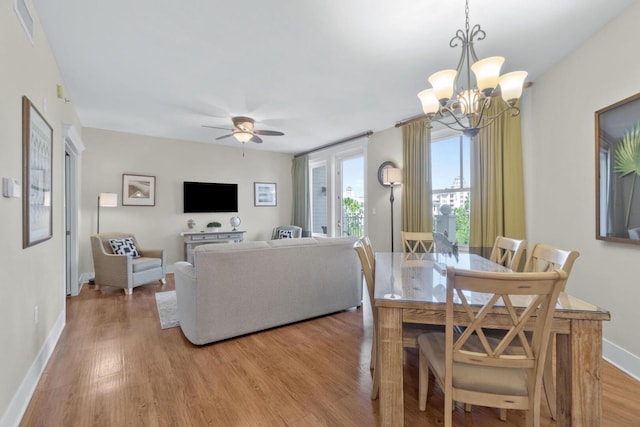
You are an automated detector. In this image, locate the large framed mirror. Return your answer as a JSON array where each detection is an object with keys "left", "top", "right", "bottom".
[{"left": 595, "top": 92, "right": 640, "bottom": 245}]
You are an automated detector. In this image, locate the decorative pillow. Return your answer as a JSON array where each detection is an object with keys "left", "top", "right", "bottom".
[
  {"left": 278, "top": 229, "right": 295, "bottom": 239},
  {"left": 109, "top": 237, "right": 140, "bottom": 257}
]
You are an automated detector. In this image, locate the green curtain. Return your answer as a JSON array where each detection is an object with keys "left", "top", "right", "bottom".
[
  {"left": 470, "top": 99, "right": 526, "bottom": 258},
  {"left": 402, "top": 119, "right": 432, "bottom": 232},
  {"left": 292, "top": 155, "right": 311, "bottom": 236}
]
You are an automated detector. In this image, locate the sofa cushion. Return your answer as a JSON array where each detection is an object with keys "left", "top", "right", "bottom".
[
  {"left": 195, "top": 241, "right": 271, "bottom": 254},
  {"left": 109, "top": 237, "right": 140, "bottom": 257},
  {"left": 267, "top": 237, "right": 318, "bottom": 248},
  {"left": 132, "top": 257, "right": 161, "bottom": 272}
]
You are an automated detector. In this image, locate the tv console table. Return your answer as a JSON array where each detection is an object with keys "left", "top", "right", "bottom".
[{"left": 180, "top": 230, "right": 246, "bottom": 264}]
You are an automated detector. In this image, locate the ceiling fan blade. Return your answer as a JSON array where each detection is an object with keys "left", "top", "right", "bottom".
[
  {"left": 251, "top": 135, "right": 263, "bottom": 144},
  {"left": 203, "top": 125, "right": 234, "bottom": 131},
  {"left": 253, "top": 130, "right": 284, "bottom": 136},
  {"left": 215, "top": 134, "right": 234, "bottom": 140}
]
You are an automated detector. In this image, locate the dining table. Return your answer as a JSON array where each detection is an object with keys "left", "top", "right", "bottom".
[{"left": 374, "top": 251, "right": 611, "bottom": 426}]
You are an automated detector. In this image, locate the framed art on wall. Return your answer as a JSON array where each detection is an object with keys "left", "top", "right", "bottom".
[
  {"left": 254, "top": 182, "right": 277, "bottom": 206},
  {"left": 595, "top": 91, "right": 640, "bottom": 245},
  {"left": 122, "top": 174, "right": 156, "bottom": 206},
  {"left": 22, "top": 96, "right": 53, "bottom": 248}
]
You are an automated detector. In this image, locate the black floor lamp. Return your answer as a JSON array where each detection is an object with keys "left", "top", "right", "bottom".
[{"left": 382, "top": 167, "right": 402, "bottom": 252}]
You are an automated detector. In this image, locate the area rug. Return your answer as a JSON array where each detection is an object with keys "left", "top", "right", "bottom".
[{"left": 155, "top": 290, "right": 179, "bottom": 329}]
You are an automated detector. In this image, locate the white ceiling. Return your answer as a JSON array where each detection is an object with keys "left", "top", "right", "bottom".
[{"left": 32, "top": 0, "right": 633, "bottom": 154}]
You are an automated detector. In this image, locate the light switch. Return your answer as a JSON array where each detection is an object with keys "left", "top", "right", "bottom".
[{"left": 2, "top": 177, "right": 21, "bottom": 198}]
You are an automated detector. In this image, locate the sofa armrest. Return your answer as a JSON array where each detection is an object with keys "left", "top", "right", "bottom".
[{"left": 94, "top": 253, "right": 132, "bottom": 287}]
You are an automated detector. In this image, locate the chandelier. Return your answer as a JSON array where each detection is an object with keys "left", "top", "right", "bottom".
[{"left": 417, "top": 0, "right": 528, "bottom": 137}]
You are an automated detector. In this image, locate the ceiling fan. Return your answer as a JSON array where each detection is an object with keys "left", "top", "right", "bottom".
[{"left": 203, "top": 116, "right": 284, "bottom": 144}]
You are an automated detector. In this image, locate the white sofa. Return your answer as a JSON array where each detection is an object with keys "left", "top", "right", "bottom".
[{"left": 173, "top": 237, "right": 362, "bottom": 345}]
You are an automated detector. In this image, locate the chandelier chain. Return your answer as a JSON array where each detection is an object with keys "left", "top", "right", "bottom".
[{"left": 465, "top": 0, "right": 470, "bottom": 33}]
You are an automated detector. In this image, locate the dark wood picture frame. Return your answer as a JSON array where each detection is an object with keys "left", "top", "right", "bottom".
[
  {"left": 595, "top": 92, "right": 640, "bottom": 245},
  {"left": 22, "top": 96, "right": 53, "bottom": 248},
  {"left": 122, "top": 173, "right": 156, "bottom": 206}
]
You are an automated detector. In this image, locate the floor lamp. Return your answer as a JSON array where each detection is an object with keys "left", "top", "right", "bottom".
[
  {"left": 97, "top": 192, "right": 118, "bottom": 233},
  {"left": 382, "top": 167, "right": 402, "bottom": 252}
]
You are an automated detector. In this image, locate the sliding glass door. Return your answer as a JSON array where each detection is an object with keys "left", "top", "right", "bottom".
[{"left": 308, "top": 141, "right": 366, "bottom": 237}]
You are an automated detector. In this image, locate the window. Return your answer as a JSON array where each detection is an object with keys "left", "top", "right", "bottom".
[{"left": 431, "top": 133, "right": 471, "bottom": 245}]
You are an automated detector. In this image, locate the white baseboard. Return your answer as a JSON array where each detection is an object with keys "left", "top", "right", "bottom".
[
  {"left": 0, "top": 310, "right": 65, "bottom": 427},
  {"left": 603, "top": 338, "right": 640, "bottom": 382}
]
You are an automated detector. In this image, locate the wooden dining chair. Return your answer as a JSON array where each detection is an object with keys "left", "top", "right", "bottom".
[
  {"left": 418, "top": 267, "right": 568, "bottom": 427},
  {"left": 523, "top": 242, "right": 580, "bottom": 420},
  {"left": 353, "top": 236, "right": 443, "bottom": 400},
  {"left": 353, "top": 238, "right": 379, "bottom": 399},
  {"left": 401, "top": 231, "right": 434, "bottom": 255},
  {"left": 489, "top": 235, "right": 527, "bottom": 271}
]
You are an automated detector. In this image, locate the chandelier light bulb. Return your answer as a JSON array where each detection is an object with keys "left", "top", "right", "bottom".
[
  {"left": 428, "top": 69, "right": 457, "bottom": 104},
  {"left": 458, "top": 89, "right": 480, "bottom": 115},
  {"left": 499, "top": 71, "right": 528, "bottom": 104},
  {"left": 471, "top": 56, "right": 505, "bottom": 96}
]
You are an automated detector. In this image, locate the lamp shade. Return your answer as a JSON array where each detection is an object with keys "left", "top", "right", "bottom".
[
  {"left": 99, "top": 192, "right": 118, "bottom": 207},
  {"left": 428, "top": 69, "right": 457, "bottom": 103},
  {"left": 383, "top": 167, "right": 402, "bottom": 185},
  {"left": 471, "top": 56, "right": 504, "bottom": 95},
  {"left": 233, "top": 131, "right": 253, "bottom": 143},
  {"left": 418, "top": 88, "right": 440, "bottom": 114},
  {"left": 498, "top": 71, "right": 528, "bottom": 103}
]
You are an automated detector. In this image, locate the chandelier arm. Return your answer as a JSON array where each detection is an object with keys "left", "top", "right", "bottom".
[
  {"left": 481, "top": 105, "right": 521, "bottom": 121},
  {"left": 468, "top": 24, "right": 484, "bottom": 63},
  {"left": 437, "top": 106, "right": 478, "bottom": 130}
]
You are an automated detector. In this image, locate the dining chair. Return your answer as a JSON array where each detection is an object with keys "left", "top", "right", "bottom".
[
  {"left": 353, "top": 237, "right": 443, "bottom": 400},
  {"left": 401, "top": 231, "right": 434, "bottom": 255},
  {"left": 418, "top": 267, "right": 568, "bottom": 427},
  {"left": 522, "top": 242, "right": 580, "bottom": 420},
  {"left": 353, "top": 238, "right": 380, "bottom": 399},
  {"left": 489, "top": 235, "right": 527, "bottom": 271}
]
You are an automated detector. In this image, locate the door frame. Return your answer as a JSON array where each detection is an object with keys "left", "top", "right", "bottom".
[{"left": 63, "top": 124, "right": 84, "bottom": 296}]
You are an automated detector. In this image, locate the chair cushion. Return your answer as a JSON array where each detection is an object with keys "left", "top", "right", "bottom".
[
  {"left": 109, "top": 237, "right": 140, "bottom": 257},
  {"left": 132, "top": 257, "right": 161, "bottom": 273},
  {"left": 278, "top": 229, "right": 295, "bottom": 239},
  {"left": 418, "top": 332, "right": 528, "bottom": 396}
]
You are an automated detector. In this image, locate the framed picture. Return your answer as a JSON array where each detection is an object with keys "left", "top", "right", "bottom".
[
  {"left": 122, "top": 174, "right": 156, "bottom": 206},
  {"left": 595, "top": 92, "right": 640, "bottom": 245},
  {"left": 22, "top": 96, "right": 53, "bottom": 248},
  {"left": 254, "top": 182, "right": 277, "bottom": 206}
]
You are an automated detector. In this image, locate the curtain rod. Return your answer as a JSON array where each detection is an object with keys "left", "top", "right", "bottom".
[
  {"left": 294, "top": 130, "right": 373, "bottom": 158},
  {"left": 394, "top": 114, "right": 427, "bottom": 128}
]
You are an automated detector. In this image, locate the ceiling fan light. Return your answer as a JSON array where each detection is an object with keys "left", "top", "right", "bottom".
[
  {"left": 471, "top": 56, "right": 504, "bottom": 96},
  {"left": 428, "top": 69, "right": 457, "bottom": 104},
  {"left": 418, "top": 89, "right": 440, "bottom": 115},
  {"left": 233, "top": 131, "right": 253, "bottom": 143},
  {"left": 498, "top": 71, "right": 528, "bottom": 103}
]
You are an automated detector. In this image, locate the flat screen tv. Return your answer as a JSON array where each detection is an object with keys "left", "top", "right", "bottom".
[{"left": 183, "top": 181, "right": 238, "bottom": 213}]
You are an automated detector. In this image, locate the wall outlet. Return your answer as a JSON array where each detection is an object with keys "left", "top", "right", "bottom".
[{"left": 34, "top": 305, "right": 38, "bottom": 324}]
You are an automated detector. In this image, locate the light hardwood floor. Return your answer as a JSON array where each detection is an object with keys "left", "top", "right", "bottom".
[{"left": 20, "top": 275, "right": 640, "bottom": 426}]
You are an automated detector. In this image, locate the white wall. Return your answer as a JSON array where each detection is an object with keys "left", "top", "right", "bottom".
[
  {"left": 0, "top": 1, "right": 82, "bottom": 425},
  {"left": 79, "top": 128, "right": 294, "bottom": 275},
  {"left": 366, "top": 127, "right": 403, "bottom": 253},
  {"left": 522, "top": 2, "right": 640, "bottom": 376}
]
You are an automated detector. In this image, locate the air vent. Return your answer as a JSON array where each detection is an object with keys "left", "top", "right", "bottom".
[{"left": 15, "top": 0, "right": 34, "bottom": 42}]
